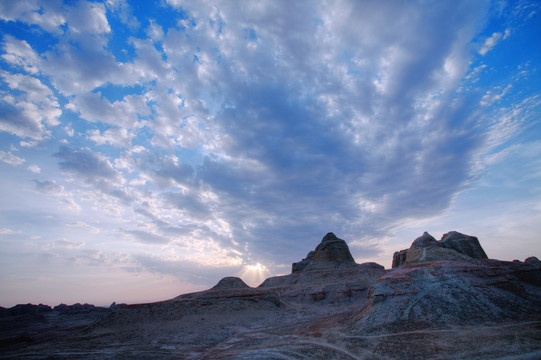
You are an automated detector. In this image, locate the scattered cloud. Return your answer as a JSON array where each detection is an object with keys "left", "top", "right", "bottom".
[
  {"left": 0, "top": 71, "right": 61, "bottom": 139},
  {"left": 480, "top": 84, "right": 513, "bottom": 107},
  {"left": 0, "top": 228, "right": 14, "bottom": 235},
  {"left": 66, "top": 221, "right": 100, "bottom": 234},
  {"left": 0, "top": 150, "right": 25, "bottom": 166},
  {"left": 87, "top": 127, "right": 134, "bottom": 148},
  {"left": 479, "top": 32, "right": 503, "bottom": 55},
  {"left": 53, "top": 238, "right": 84, "bottom": 249},
  {"left": 27, "top": 164, "right": 41, "bottom": 173}
]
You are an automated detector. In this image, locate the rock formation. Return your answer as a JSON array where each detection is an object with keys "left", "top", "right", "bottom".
[
  {"left": 353, "top": 258, "right": 541, "bottom": 333},
  {"left": 392, "top": 230, "right": 488, "bottom": 268},
  {"left": 210, "top": 276, "right": 250, "bottom": 290},
  {"left": 2, "top": 231, "right": 540, "bottom": 360},
  {"left": 292, "top": 232, "right": 356, "bottom": 272},
  {"left": 260, "top": 232, "right": 385, "bottom": 304},
  {"left": 440, "top": 231, "right": 488, "bottom": 259},
  {"left": 311, "top": 232, "right": 356, "bottom": 264}
]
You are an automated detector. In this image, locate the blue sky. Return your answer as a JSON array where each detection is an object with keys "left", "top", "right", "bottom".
[{"left": 0, "top": 0, "right": 540, "bottom": 307}]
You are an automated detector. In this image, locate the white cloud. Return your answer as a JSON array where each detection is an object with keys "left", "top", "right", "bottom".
[
  {"left": 53, "top": 238, "right": 84, "bottom": 249},
  {"left": 0, "top": 71, "right": 61, "bottom": 139},
  {"left": 27, "top": 164, "right": 41, "bottom": 173},
  {"left": 88, "top": 127, "right": 134, "bottom": 148},
  {"left": 480, "top": 84, "right": 512, "bottom": 107},
  {"left": 0, "top": 0, "right": 65, "bottom": 34},
  {"left": 69, "top": 93, "right": 149, "bottom": 129},
  {"left": 0, "top": 227, "right": 14, "bottom": 235},
  {"left": 106, "top": 0, "right": 140, "bottom": 29},
  {"left": 0, "top": 150, "right": 25, "bottom": 166},
  {"left": 479, "top": 32, "right": 502, "bottom": 55},
  {"left": 147, "top": 19, "right": 164, "bottom": 42},
  {"left": 484, "top": 95, "right": 541, "bottom": 150},
  {"left": 67, "top": 1, "right": 110, "bottom": 36},
  {"left": 66, "top": 221, "right": 100, "bottom": 234},
  {"left": 2, "top": 35, "right": 41, "bottom": 74}
]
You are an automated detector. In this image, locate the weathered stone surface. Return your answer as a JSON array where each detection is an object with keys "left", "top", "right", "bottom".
[
  {"left": 256, "top": 233, "right": 385, "bottom": 304},
  {"left": 440, "top": 231, "right": 488, "bottom": 259},
  {"left": 211, "top": 276, "right": 250, "bottom": 290},
  {"left": 405, "top": 245, "right": 474, "bottom": 264},
  {"left": 411, "top": 231, "right": 438, "bottom": 248},
  {"left": 311, "top": 232, "right": 355, "bottom": 265},
  {"left": 392, "top": 249, "right": 407, "bottom": 268},
  {"left": 392, "top": 230, "right": 489, "bottom": 268},
  {"left": 292, "top": 250, "right": 314, "bottom": 272},
  {"left": 353, "top": 259, "right": 541, "bottom": 333}
]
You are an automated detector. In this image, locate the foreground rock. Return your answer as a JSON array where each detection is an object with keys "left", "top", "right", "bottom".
[
  {"left": 0, "top": 303, "right": 109, "bottom": 351},
  {"left": 353, "top": 259, "right": 541, "bottom": 333}
]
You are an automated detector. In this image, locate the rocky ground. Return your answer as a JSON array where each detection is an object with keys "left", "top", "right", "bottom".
[{"left": 1, "top": 232, "right": 540, "bottom": 359}]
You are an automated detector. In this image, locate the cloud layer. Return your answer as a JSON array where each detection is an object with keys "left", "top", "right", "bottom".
[{"left": 0, "top": 0, "right": 540, "bottom": 306}]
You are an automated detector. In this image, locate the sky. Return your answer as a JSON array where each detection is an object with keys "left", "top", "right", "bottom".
[{"left": 0, "top": 0, "right": 540, "bottom": 307}]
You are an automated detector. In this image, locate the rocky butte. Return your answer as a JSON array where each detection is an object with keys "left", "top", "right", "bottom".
[{"left": 1, "top": 231, "right": 540, "bottom": 359}]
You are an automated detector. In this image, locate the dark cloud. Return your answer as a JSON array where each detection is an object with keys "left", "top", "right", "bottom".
[
  {"left": 54, "top": 146, "right": 119, "bottom": 181},
  {"left": 126, "top": 230, "right": 170, "bottom": 245},
  {"left": 34, "top": 179, "right": 63, "bottom": 195},
  {"left": 163, "top": 190, "right": 211, "bottom": 219},
  {"left": 0, "top": 102, "right": 45, "bottom": 139}
]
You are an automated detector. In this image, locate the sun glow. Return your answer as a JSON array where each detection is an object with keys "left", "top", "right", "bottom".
[{"left": 239, "top": 263, "right": 269, "bottom": 287}]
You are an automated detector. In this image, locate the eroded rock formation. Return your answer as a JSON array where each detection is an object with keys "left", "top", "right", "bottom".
[
  {"left": 392, "top": 230, "right": 488, "bottom": 268},
  {"left": 2, "top": 231, "right": 540, "bottom": 360},
  {"left": 210, "top": 276, "right": 250, "bottom": 290}
]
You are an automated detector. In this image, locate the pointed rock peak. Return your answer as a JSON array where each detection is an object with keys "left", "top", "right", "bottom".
[
  {"left": 211, "top": 277, "right": 250, "bottom": 290},
  {"left": 322, "top": 232, "right": 338, "bottom": 242},
  {"left": 411, "top": 231, "right": 438, "bottom": 248},
  {"left": 313, "top": 232, "right": 355, "bottom": 264}
]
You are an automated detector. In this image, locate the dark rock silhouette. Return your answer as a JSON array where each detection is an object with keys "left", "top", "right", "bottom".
[
  {"left": 53, "top": 303, "right": 96, "bottom": 313},
  {"left": 292, "top": 232, "right": 356, "bottom": 272},
  {"left": 3, "top": 303, "right": 52, "bottom": 316},
  {"left": 211, "top": 276, "right": 250, "bottom": 290},
  {"left": 311, "top": 232, "right": 356, "bottom": 264}
]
